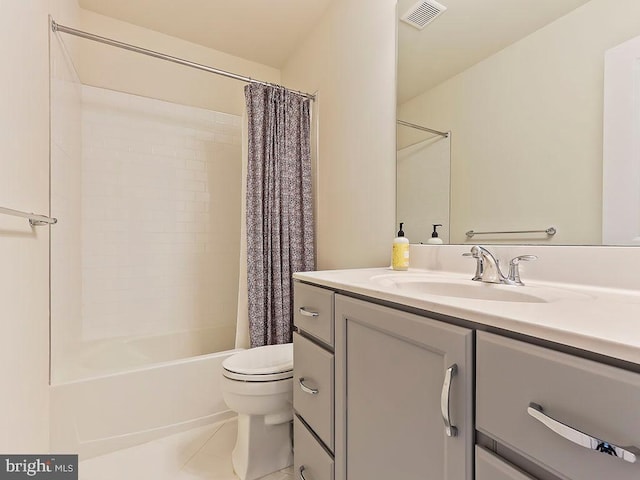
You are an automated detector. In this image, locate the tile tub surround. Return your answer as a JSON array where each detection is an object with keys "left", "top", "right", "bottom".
[
  {"left": 80, "top": 85, "right": 241, "bottom": 343},
  {"left": 294, "top": 245, "right": 640, "bottom": 365}
]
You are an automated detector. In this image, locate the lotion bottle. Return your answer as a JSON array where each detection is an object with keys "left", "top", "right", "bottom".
[
  {"left": 392, "top": 222, "right": 410, "bottom": 270},
  {"left": 426, "top": 224, "right": 443, "bottom": 244}
]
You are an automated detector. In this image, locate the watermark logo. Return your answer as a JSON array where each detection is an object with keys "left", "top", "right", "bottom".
[{"left": 0, "top": 455, "right": 77, "bottom": 479}]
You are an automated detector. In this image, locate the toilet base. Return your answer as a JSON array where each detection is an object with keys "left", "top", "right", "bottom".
[{"left": 232, "top": 414, "right": 293, "bottom": 480}]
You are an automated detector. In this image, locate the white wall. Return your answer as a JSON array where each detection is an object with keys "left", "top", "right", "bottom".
[
  {"left": 77, "top": 9, "right": 281, "bottom": 116},
  {"left": 79, "top": 85, "right": 240, "bottom": 344},
  {"left": 398, "top": 0, "right": 640, "bottom": 245},
  {"left": 0, "top": 0, "right": 79, "bottom": 452},
  {"left": 281, "top": 0, "right": 398, "bottom": 269}
]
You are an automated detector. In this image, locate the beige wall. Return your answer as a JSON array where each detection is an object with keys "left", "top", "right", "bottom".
[
  {"left": 0, "top": 0, "right": 79, "bottom": 452},
  {"left": 282, "top": 0, "right": 398, "bottom": 269},
  {"left": 77, "top": 9, "right": 281, "bottom": 116},
  {"left": 398, "top": 0, "right": 640, "bottom": 245}
]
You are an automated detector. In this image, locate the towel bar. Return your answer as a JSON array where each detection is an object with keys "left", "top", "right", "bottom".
[
  {"left": 0, "top": 206, "right": 57, "bottom": 226},
  {"left": 466, "top": 227, "right": 556, "bottom": 238}
]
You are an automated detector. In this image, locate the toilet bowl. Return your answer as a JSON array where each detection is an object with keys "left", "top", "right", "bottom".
[{"left": 221, "top": 343, "right": 294, "bottom": 480}]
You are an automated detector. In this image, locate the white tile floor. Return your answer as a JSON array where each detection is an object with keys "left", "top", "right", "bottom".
[{"left": 79, "top": 419, "right": 294, "bottom": 480}]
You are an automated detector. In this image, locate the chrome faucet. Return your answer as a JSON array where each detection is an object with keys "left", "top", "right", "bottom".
[{"left": 463, "top": 246, "right": 537, "bottom": 286}]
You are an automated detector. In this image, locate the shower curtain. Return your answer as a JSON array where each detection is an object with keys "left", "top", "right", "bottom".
[{"left": 244, "top": 84, "right": 315, "bottom": 347}]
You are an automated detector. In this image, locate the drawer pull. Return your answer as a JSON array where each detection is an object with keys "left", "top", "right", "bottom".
[
  {"left": 527, "top": 403, "right": 640, "bottom": 464},
  {"left": 440, "top": 364, "right": 458, "bottom": 437},
  {"left": 299, "top": 377, "right": 319, "bottom": 395},
  {"left": 299, "top": 307, "right": 319, "bottom": 317},
  {"left": 299, "top": 466, "right": 309, "bottom": 480}
]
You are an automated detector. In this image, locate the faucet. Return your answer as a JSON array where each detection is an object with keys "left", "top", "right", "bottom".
[{"left": 463, "top": 246, "right": 537, "bottom": 286}]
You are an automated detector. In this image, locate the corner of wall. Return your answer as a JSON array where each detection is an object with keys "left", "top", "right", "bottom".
[{"left": 281, "top": 0, "right": 398, "bottom": 270}]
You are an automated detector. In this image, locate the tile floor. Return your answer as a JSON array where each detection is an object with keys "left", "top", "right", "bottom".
[{"left": 79, "top": 418, "right": 294, "bottom": 480}]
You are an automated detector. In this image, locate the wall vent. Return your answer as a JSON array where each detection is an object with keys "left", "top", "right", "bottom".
[{"left": 400, "top": 0, "right": 447, "bottom": 30}]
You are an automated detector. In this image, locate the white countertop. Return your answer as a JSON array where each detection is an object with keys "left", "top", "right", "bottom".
[{"left": 293, "top": 267, "right": 640, "bottom": 366}]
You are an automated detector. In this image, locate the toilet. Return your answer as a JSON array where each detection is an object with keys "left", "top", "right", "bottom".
[{"left": 221, "top": 343, "right": 294, "bottom": 480}]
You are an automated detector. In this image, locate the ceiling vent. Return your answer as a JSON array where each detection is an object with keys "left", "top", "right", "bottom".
[{"left": 400, "top": 0, "right": 447, "bottom": 30}]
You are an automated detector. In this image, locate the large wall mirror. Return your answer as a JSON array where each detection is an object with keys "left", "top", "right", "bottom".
[{"left": 396, "top": 0, "right": 640, "bottom": 246}]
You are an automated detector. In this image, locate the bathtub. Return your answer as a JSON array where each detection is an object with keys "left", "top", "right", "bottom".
[{"left": 50, "top": 343, "right": 240, "bottom": 459}]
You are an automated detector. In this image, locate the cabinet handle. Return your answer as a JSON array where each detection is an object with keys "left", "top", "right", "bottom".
[
  {"left": 527, "top": 403, "right": 640, "bottom": 464},
  {"left": 299, "top": 377, "right": 319, "bottom": 395},
  {"left": 299, "top": 466, "right": 309, "bottom": 480},
  {"left": 440, "top": 364, "right": 458, "bottom": 437},
  {"left": 299, "top": 307, "right": 319, "bottom": 317}
]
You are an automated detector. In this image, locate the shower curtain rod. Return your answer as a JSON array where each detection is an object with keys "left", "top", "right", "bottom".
[
  {"left": 397, "top": 120, "right": 449, "bottom": 138},
  {"left": 50, "top": 19, "right": 316, "bottom": 101}
]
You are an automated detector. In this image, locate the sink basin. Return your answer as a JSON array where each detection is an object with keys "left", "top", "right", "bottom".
[
  {"left": 371, "top": 274, "right": 588, "bottom": 303},
  {"left": 392, "top": 280, "right": 547, "bottom": 303}
]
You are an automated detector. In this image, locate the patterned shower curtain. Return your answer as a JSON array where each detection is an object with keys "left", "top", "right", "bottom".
[{"left": 245, "top": 84, "right": 315, "bottom": 347}]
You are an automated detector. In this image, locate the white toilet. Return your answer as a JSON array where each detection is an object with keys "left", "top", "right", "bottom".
[{"left": 221, "top": 343, "right": 294, "bottom": 480}]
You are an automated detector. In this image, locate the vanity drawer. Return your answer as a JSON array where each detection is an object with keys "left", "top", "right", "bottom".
[
  {"left": 294, "top": 282, "right": 334, "bottom": 347},
  {"left": 476, "top": 447, "right": 534, "bottom": 480},
  {"left": 293, "top": 332, "right": 334, "bottom": 451},
  {"left": 294, "top": 415, "right": 334, "bottom": 480},
  {"left": 477, "top": 331, "right": 640, "bottom": 480}
]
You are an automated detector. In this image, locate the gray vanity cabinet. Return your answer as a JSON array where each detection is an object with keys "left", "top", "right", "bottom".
[
  {"left": 293, "top": 283, "right": 336, "bottom": 480},
  {"left": 334, "top": 294, "right": 474, "bottom": 480},
  {"left": 477, "top": 331, "right": 640, "bottom": 480},
  {"left": 294, "top": 277, "right": 640, "bottom": 480}
]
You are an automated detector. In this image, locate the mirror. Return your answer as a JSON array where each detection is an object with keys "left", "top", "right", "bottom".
[{"left": 396, "top": 0, "right": 640, "bottom": 245}]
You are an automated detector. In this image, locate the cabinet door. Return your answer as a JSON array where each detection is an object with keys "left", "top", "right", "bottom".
[{"left": 334, "top": 295, "right": 473, "bottom": 480}]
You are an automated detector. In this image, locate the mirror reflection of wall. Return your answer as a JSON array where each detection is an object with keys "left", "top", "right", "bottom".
[
  {"left": 397, "top": 0, "right": 640, "bottom": 245},
  {"left": 397, "top": 124, "right": 450, "bottom": 244},
  {"left": 602, "top": 34, "right": 640, "bottom": 246}
]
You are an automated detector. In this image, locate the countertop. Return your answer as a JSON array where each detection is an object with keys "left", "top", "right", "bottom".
[{"left": 293, "top": 267, "right": 640, "bottom": 366}]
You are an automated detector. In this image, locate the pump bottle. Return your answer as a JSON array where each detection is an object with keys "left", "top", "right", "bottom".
[
  {"left": 392, "top": 222, "right": 410, "bottom": 270},
  {"left": 426, "top": 224, "right": 443, "bottom": 244}
]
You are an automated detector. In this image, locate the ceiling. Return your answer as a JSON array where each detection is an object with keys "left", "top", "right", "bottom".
[
  {"left": 78, "top": 0, "right": 334, "bottom": 68},
  {"left": 79, "top": 0, "right": 592, "bottom": 101},
  {"left": 397, "top": 0, "right": 592, "bottom": 104}
]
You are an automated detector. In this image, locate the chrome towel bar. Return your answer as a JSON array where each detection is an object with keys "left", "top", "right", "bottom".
[
  {"left": 0, "top": 206, "right": 57, "bottom": 226},
  {"left": 466, "top": 227, "right": 556, "bottom": 238}
]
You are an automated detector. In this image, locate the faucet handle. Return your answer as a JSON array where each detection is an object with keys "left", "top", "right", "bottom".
[
  {"left": 462, "top": 245, "right": 485, "bottom": 259},
  {"left": 462, "top": 250, "right": 482, "bottom": 281},
  {"left": 508, "top": 255, "right": 538, "bottom": 285},
  {"left": 510, "top": 255, "right": 538, "bottom": 264}
]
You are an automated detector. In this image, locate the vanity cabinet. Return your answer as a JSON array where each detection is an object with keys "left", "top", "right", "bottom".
[
  {"left": 293, "top": 277, "right": 640, "bottom": 480},
  {"left": 477, "top": 331, "right": 640, "bottom": 480},
  {"left": 293, "top": 283, "right": 335, "bottom": 480},
  {"left": 334, "top": 294, "right": 474, "bottom": 480}
]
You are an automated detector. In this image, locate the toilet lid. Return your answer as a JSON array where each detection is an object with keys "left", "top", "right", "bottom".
[{"left": 223, "top": 343, "right": 293, "bottom": 377}]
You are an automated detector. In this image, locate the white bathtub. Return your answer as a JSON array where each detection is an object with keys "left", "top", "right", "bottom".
[{"left": 50, "top": 347, "right": 240, "bottom": 459}]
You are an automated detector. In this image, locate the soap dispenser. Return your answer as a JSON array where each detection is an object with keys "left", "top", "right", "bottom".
[
  {"left": 392, "top": 222, "right": 410, "bottom": 271},
  {"left": 426, "top": 224, "right": 443, "bottom": 244}
]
